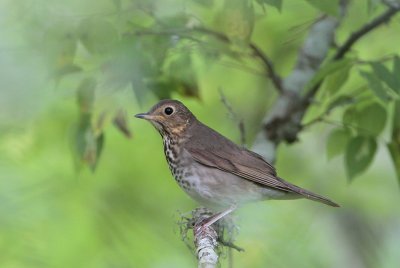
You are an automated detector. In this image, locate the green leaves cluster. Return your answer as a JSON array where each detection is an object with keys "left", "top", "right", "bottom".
[
  {"left": 326, "top": 56, "right": 400, "bottom": 183},
  {"left": 362, "top": 57, "right": 400, "bottom": 101},
  {"left": 73, "top": 78, "right": 104, "bottom": 171},
  {"left": 72, "top": 77, "right": 132, "bottom": 171}
]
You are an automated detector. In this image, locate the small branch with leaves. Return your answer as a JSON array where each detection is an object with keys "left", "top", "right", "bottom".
[{"left": 252, "top": 1, "right": 400, "bottom": 163}]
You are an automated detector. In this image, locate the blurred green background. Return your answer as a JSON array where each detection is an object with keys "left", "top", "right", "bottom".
[{"left": 1, "top": 0, "right": 400, "bottom": 267}]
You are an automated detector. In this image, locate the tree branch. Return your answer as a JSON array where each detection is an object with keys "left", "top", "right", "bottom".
[
  {"left": 252, "top": 2, "right": 400, "bottom": 163},
  {"left": 219, "top": 89, "right": 246, "bottom": 146},
  {"left": 193, "top": 27, "right": 283, "bottom": 92},
  {"left": 334, "top": 5, "right": 400, "bottom": 60},
  {"left": 193, "top": 209, "right": 219, "bottom": 268},
  {"left": 249, "top": 43, "right": 283, "bottom": 93},
  {"left": 252, "top": 2, "right": 348, "bottom": 162}
]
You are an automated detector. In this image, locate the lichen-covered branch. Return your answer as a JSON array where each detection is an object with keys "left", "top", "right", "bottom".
[
  {"left": 192, "top": 209, "right": 219, "bottom": 268},
  {"left": 178, "top": 208, "right": 243, "bottom": 267},
  {"left": 252, "top": 8, "right": 346, "bottom": 162}
]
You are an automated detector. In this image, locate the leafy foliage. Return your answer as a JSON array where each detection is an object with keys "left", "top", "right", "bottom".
[
  {"left": 304, "top": 0, "right": 340, "bottom": 17},
  {"left": 345, "top": 136, "right": 377, "bottom": 180},
  {"left": 388, "top": 101, "right": 400, "bottom": 183},
  {"left": 2, "top": 0, "right": 400, "bottom": 267},
  {"left": 255, "top": 0, "right": 283, "bottom": 11},
  {"left": 74, "top": 77, "right": 104, "bottom": 171},
  {"left": 12, "top": 0, "right": 396, "bottom": 181},
  {"left": 326, "top": 128, "right": 350, "bottom": 160}
]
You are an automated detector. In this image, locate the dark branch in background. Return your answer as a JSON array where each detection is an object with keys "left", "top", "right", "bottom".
[
  {"left": 334, "top": 5, "right": 400, "bottom": 60},
  {"left": 194, "top": 27, "right": 284, "bottom": 93},
  {"left": 219, "top": 89, "right": 246, "bottom": 146},
  {"left": 253, "top": 2, "right": 400, "bottom": 162},
  {"left": 249, "top": 43, "right": 283, "bottom": 93},
  {"left": 305, "top": 4, "right": 400, "bottom": 108}
]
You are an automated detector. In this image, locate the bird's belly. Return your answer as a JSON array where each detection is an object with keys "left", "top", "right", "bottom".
[{"left": 176, "top": 162, "right": 287, "bottom": 208}]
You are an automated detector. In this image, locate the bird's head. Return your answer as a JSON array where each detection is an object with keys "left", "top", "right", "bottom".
[{"left": 135, "top": 99, "right": 196, "bottom": 137}]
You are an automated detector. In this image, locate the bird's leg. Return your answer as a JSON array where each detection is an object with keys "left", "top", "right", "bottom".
[{"left": 199, "top": 204, "right": 237, "bottom": 230}]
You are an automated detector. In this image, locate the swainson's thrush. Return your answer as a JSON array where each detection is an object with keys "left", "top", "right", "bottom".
[{"left": 135, "top": 100, "right": 339, "bottom": 226}]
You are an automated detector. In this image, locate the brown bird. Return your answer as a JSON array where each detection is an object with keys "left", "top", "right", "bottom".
[{"left": 135, "top": 100, "right": 339, "bottom": 227}]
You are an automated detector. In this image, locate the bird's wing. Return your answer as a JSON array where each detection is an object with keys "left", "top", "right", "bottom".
[
  {"left": 185, "top": 123, "right": 339, "bottom": 207},
  {"left": 187, "top": 146, "right": 293, "bottom": 192}
]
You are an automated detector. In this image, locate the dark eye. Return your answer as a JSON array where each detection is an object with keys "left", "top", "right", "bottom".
[{"left": 164, "top": 107, "right": 174, "bottom": 115}]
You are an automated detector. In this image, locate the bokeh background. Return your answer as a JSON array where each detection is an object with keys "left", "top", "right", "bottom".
[{"left": 1, "top": 0, "right": 400, "bottom": 267}]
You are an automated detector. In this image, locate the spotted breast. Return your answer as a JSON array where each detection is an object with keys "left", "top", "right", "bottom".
[{"left": 163, "top": 136, "right": 193, "bottom": 192}]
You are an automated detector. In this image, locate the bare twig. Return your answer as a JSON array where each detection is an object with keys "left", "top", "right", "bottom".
[
  {"left": 249, "top": 43, "right": 283, "bottom": 93},
  {"left": 219, "top": 89, "right": 246, "bottom": 146},
  {"left": 194, "top": 27, "right": 284, "bottom": 93},
  {"left": 334, "top": 5, "right": 400, "bottom": 60}
]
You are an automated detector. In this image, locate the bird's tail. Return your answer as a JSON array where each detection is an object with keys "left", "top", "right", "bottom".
[{"left": 279, "top": 178, "right": 340, "bottom": 207}]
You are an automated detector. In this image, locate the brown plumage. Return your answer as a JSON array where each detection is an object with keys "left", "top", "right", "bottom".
[{"left": 135, "top": 99, "right": 339, "bottom": 209}]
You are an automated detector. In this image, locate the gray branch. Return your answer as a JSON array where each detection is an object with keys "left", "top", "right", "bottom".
[
  {"left": 252, "top": 2, "right": 348, "bottom": 163},
  {"left": 179, "top": 208, "right": 243, "bottom": 267},
  {"left": 193, "top": 209, "right": 219, "bottom": 268}
]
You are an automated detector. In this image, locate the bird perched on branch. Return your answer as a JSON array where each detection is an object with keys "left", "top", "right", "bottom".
[{"left": 135, "top": 99, "right": 339, "bottom": 227}]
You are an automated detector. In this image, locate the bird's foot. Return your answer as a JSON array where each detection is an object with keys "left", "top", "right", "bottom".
[{"left": 195, "top": 204, "right": 237, "bottom": 235}]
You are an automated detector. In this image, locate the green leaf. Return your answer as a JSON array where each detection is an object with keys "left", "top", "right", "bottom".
[
  {"left": 256, "top": 0, "right": 283, "bottom": 11},
  {"left": 326, "top": 128, "right": 351, "bottom": 160},
  {"left": 148, "top": 79, "right": 176, "bottom": 99},
  {"left": 388, "top": 142, "right": 400, "bottom": 184},
  {"left": 78, "top": 18, "right": 119, "bottom": 54},
  {"left": 324, "top": 64, "right": 351, "bottom": 95},
  {"left": 345, "top": 136, "right": 377, "bottom": 181},
  {"left": 342, "top": 106, "right": 357, "bottom": 127},
  {"left": 93, "top": 132, "right": 104, "bottom": 171},
  {"left": 370, "top": 62, "right": 398, "bottom": 92},
  {"left": 307, "top": 58, "right": 352, "bottom": 92},
  {"left": 165, "top": 52, "right": 200, "bottom": 99},
  {"left": 104, "top": 36, "right": 159, "bottom": 104},
  {"left": 77, "top": 77, "right": 96, "bottom": 114},
  {"left": 54, "top": 64, "right": 82, "bottom": 81},
  {"left": 343, "top": 102, "right": 387, "bottom": 137},
  {"left": 360, "top": 71, "right": 391, "bottom": 102},
  {"left": 392, "top": 56, "right": 400, "bottom": 94},
  {"left": 357, "top": 103, "right": 387, "bottom": 137},
  {"left": 113, "top": 109, "right": 132, "bottom": 139},
  {"left": 388, "top": 100, "right": 400, "bottom": 183},
  {"left": 304, "top": 0, "right": 340, "bottom": 17},
  {"left": 327, "top": 95, "right": 356, "bottom": 112},
  {"left": 393, "top": 100, "right": 400, "bottom": 135},
  {"left": 74, "top": 114, "right": 104, "bottom": 172},
  {"left": 215, "top": 0, "right": 255, "bottom": 41},
  {"left": 45, "top": 25, "right": 78, "bottom": 79}
]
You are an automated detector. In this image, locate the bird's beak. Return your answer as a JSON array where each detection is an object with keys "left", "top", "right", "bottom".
[{"left": 134, "top": 112, "right": 153, "bottom": 120}]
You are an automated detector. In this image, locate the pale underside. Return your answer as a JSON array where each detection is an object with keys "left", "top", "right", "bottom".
[{"left": 175, "top": 149, "right": 297, "bottom": 209}]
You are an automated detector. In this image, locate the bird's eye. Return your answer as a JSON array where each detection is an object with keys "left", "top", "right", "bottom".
[{"left": 164, "top": 107, "right": 174, "bottom": 115}]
